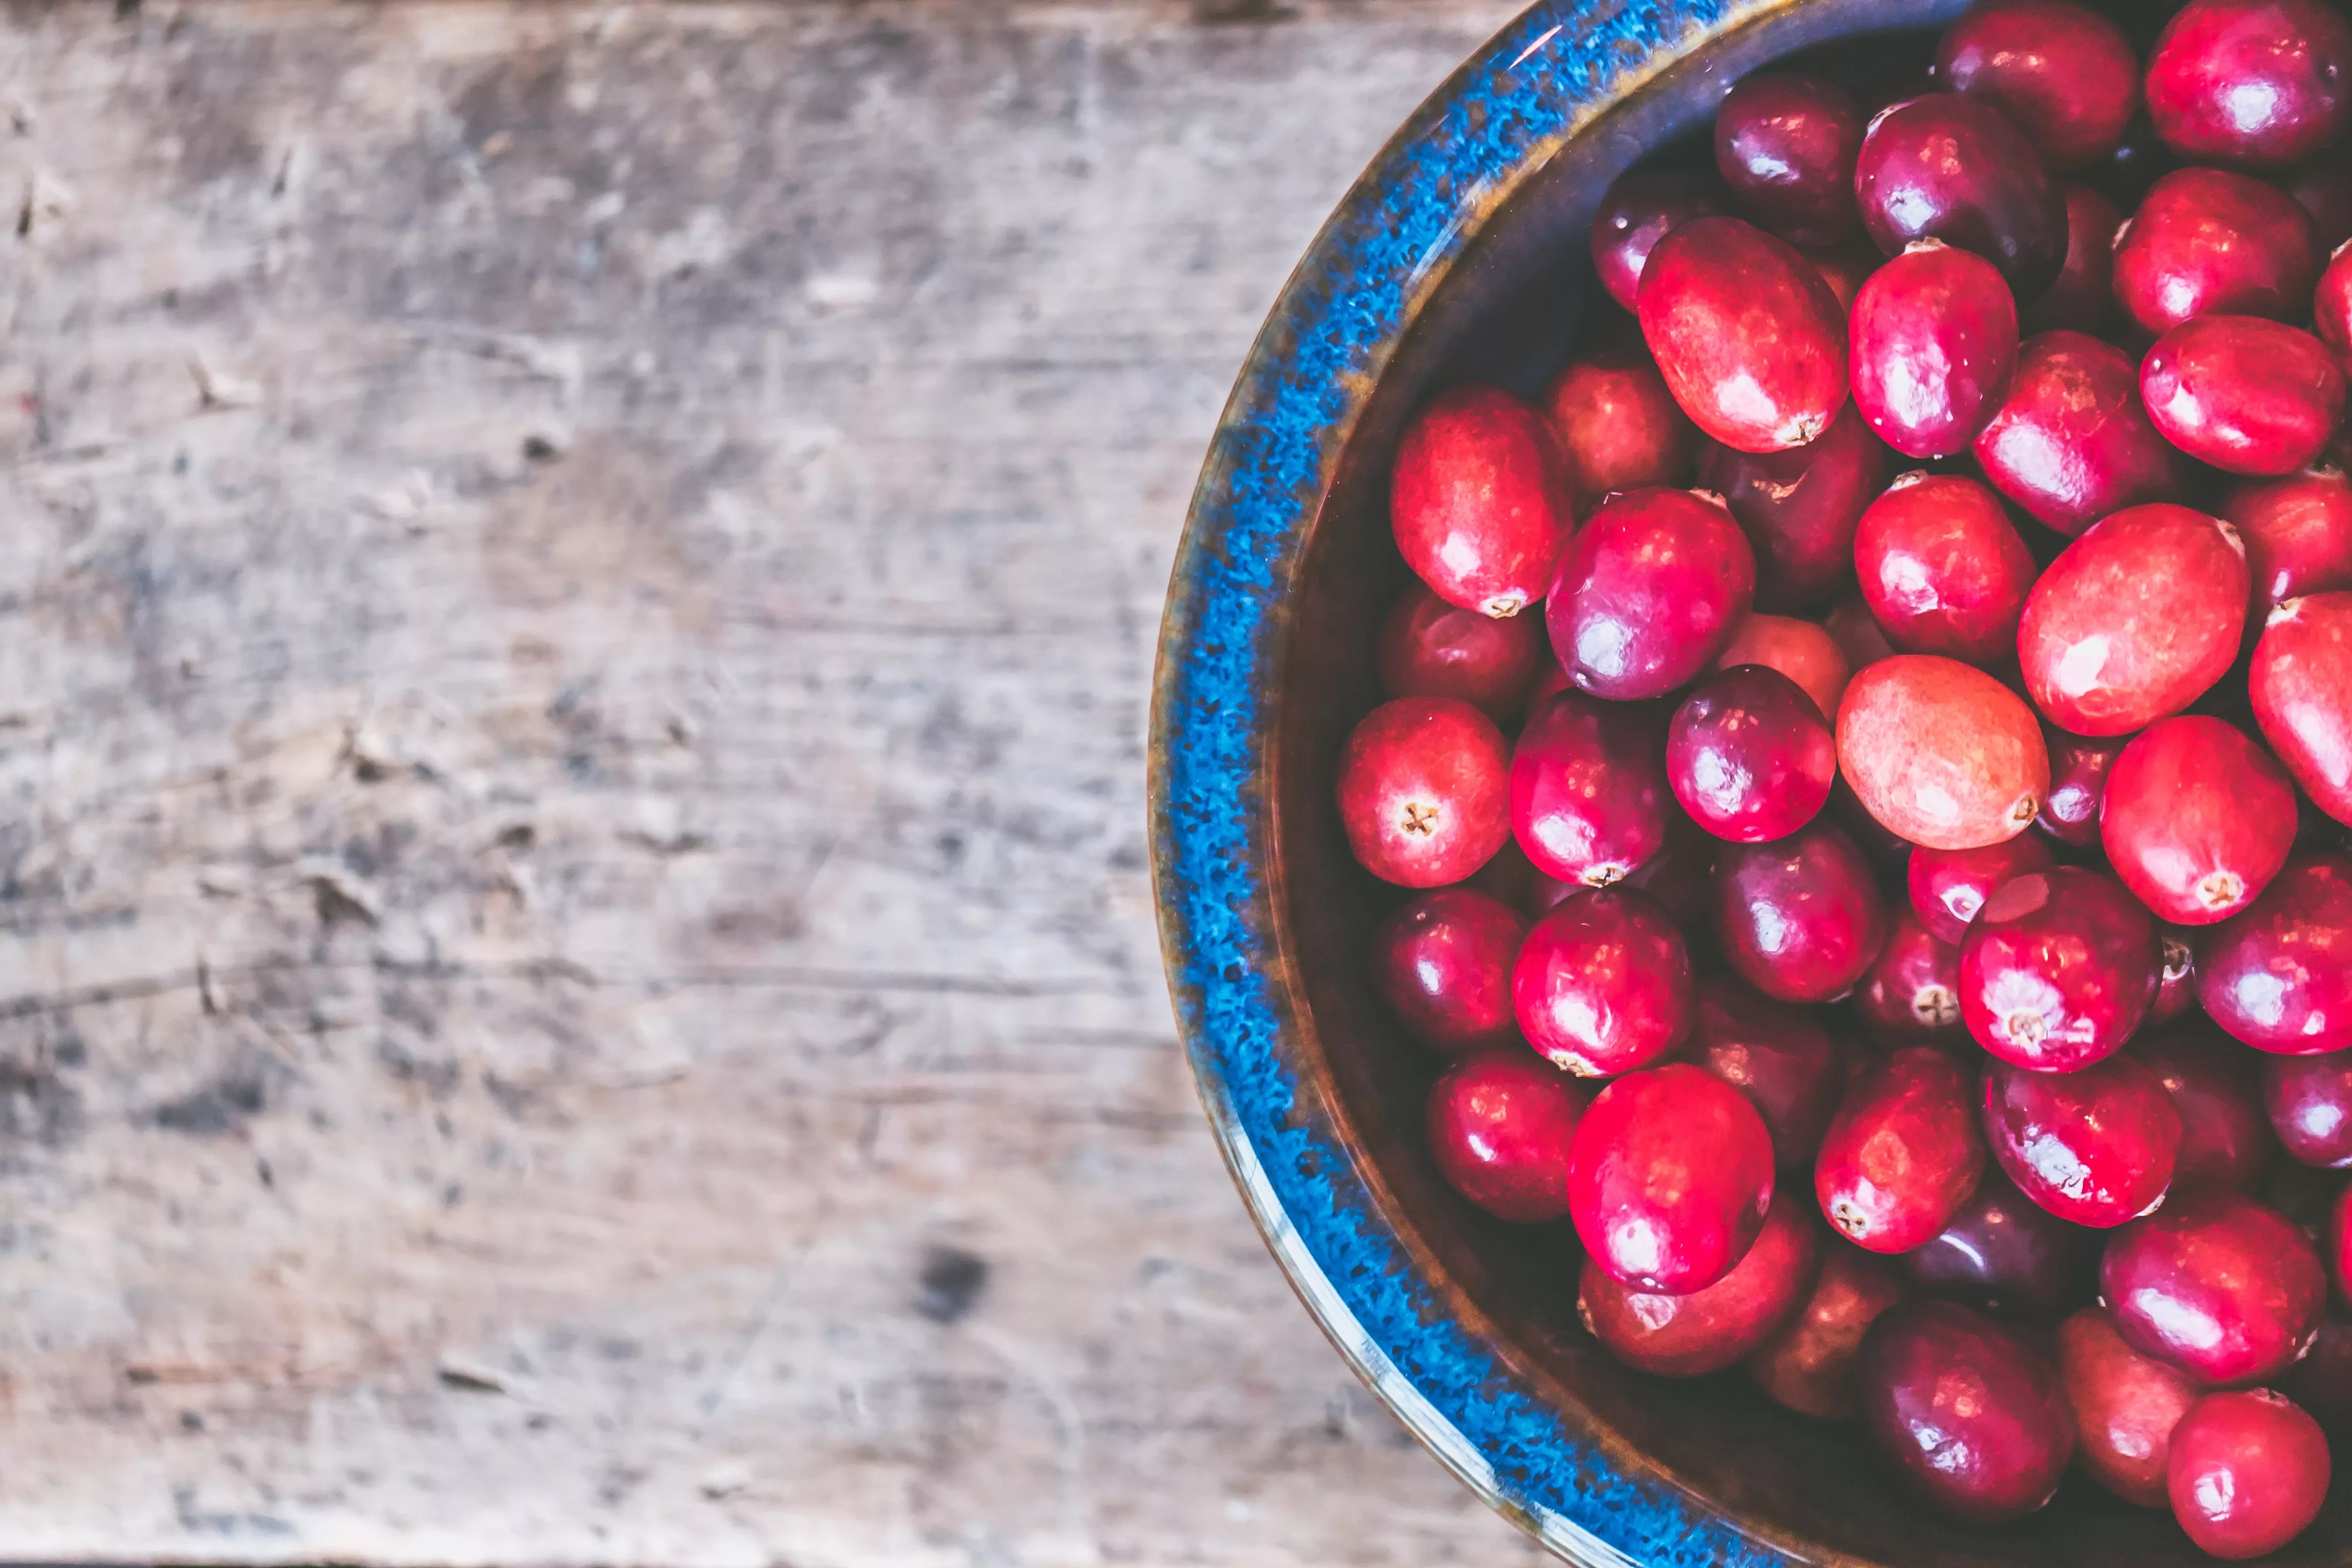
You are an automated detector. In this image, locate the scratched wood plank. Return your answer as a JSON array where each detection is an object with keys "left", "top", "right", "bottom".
[{"left": 0, "top": 2, "right": 1550, "bottom": 1563}]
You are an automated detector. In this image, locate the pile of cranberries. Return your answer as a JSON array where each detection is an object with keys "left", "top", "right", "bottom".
[{"left": 1344, "top": 0, "right": 2352, "bottom": 1554}]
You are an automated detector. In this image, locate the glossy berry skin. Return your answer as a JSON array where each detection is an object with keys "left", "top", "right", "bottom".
[
  {"left": 1835, "top": 655, "right": 2049, "bottom": 850},
  {"left": 1539, "top": 352, "right": 1698, "bottom": 510},
  {"left": 2321, "top": 243, "right": 2352, "bottom": 368},
  {"left": 2112, "top": 168, "right": 2320, "bottom": 335},
  {"left": 1747, "top": 1244, "right": 1906, "bottom": 1418},
  {"left": 1665, "top": 665, "right": 1833, "bottom": 843},
  {"left": 1816, "top": 1045, "right": 1988, "bottom": 1254},
  {"left": 1688, "top": 978, "right": 1845, "bottom": 1168},
  {"left": 1369, "top": 887, "right": 1530, "bottom": 1054},
  {"left": 2020, "top": 185, "right": 2122, "bottom": 336},
  {"left": 1983, "top": 1055, "right": 2181, "bottom": 1228},
  {"left": 2146, "top": 0, "right": 2352, "bottom": 167},
  {"left": 2168, "top": 1389, "right": 2333, "bottom": 1559},
  {"left": 1377, "top": 582, "right": 1545, "bottom": 720},
  {"left": 2143, "top": 316, "right": 2347, "bottom": 477},
  {"left": 1849, "top": 242, "right": 2019, "bottom": 459},
  {"left": 1714, "top": 820, "right": 1888, "bottom": 1003},
  {"left": 2017, "top": 504, "right": 2249, "bottom": 737},
  {"left": 1389, "top": 385, "right": 1577, "bottom": 620},
  {"left": 2101, "top": 716, "right": 2299, "bottom": 925},
  {"left": 1590, "top": 167, "right": 1731, "bottom": 313},
  {"left": 1710, "top": 612, "right": 1850, "bottom": 719},
  {"left": 2038, "top": 732, "right": 2124, "bottom": 846},
  {"left": 2279, "top": 1317, "right": 2352, "bottom": 1435},
  {"left": 1566, "top": 1062, "right": 1775, "bottom": 1293},
  {"left": 2199, "top": 853, "right": 2352, "bottom": 1054},
  {"left": 1713, "top": 73, "right": 1864, "bottom": 246},
  {"left": 2289, "top": 158, "right": 2352, "bottom": 253},
  {"left": 1638, "top": 217, "right": 1851, "bottom": 453},
  {"left": 1854, "top": 911, "right": 1965, "bottom": 1048},
  {"left": 1900, "top": 1167, "right": 2096, "bottom": 1319},
  {"left": 1621, "top": 805, "right": 1718, "bottom": 928},
  {"left": 2138, "top": 1021, "right": 2274, "bottom": 1193},
  {"left": 1856, "top": 1301, "right": 2074, "bottom": 1524},
  {"left": 1960, "top": 868, "right": 2160, "bottom": 1073},
  {"left": 1510, "top": 691, "right": 1670, "bottom": 889},
  {"left": 1701, "top": 403, "right": 1888, "bottom": 610},
  {"left": 2101, "top": 1189, "right": 2325, "bottom": 1385},
  {"left": 1579, "top": 1190, "right": 1820, "bottom": 1376},
  {"left": 1425, "top": 1048, "right": 1590, "bottom": 1223},
  {"left": 2252, "top": 592, "right": 2352, "bottom": 824},
  {"left": 2059, "top": 1306, "right": 2201, "bottom": 1508},
  {"left": 1909, "top": 835, "right": 2057, "bottom": 946},
  {"left": 2224, "top": 469, "right": 2352, "bottom": 627},
  {"left": 2262, "top": 1048, "right": 2352, "bottom": 1166},
  {"left": 1546, "top": 487, "right": 1755, "bottom": 700},
  {"left": 1974, "top": 331, "right": 2184, "bottom": 534},
  {"left": 1935, "top": 0, "right": 2141, "bottom": 172},
  {"left": 1853, "top": 474, "right": 2036, "bottom": 665},
  {"left": 1336, "top": 698, "right": 1512, "bottom": 888},
  {"left": 1854, "top": 93, "right": 2067, "bottom": 297},
  {"left": 1512, "top": 889, "right": 1692, "bottom": 1077}
]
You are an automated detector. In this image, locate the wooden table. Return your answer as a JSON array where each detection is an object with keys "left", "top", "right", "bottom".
[{"left": 0, "top": 3, "right": 1547, "bottom": 1562}]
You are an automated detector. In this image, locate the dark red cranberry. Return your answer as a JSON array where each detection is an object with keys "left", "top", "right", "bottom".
[
  {"left": 2101, "top": 1189, "right": 2326, "bottom": 1384},
  {"left": 1512, "top": 889, "right": 1692, "bottom": 1077},
  {"left": 1589, "top": 166, "right": 1731, "bottom": 313},
  {"left": 2153, "top": 926, "right": 2201, "bottom": 1023},
  {"left": 1835, "top": 654, "right": 2049, "bottom": 850},
  {"left": 2280, "top": 1316, "right": 2352, "bottom": 1434},
  {"left": 2059, "top": 1305, "right": 2200, "bottom": 1507},
  {"left": 2252, "top": 592, "right": 2352, "bottom": 825},
  {"left": 2168, "top": 1389, "right": 2333, "bottom": 1558},
  {"left": 1975, "top": 331, "right": 2186, "bottom": 533},
  {"left": 1853, "top": 473, "right": 2036, "bottom": 665},
  {"left": 1619, "top": 803, "right": 1718, "bottom": 927},
  {"left": 2147, "top": 0, "right": 2352, "bottom": 167},
  {"left": 1701, "top": 403, "right": 1887, "bottom": 610},
  {"left": 2101, "top": 716, "right": 2299, "bottom": 925},
  {"left": 1900, "top": 1167, "right": 2097, "bottom": 1318},
  {"left": 2038, "top": 732, "right": 2125, "bottom": 846},
  {"left": 1689, "top": 978, "right": 1844, "bottom": 1168},
  {"left": 2199, "top": 852, "right": 2352, "bottom": 1054},
  {"left": 1817, "top": 1044, "right": 1987, "bottom": 1253},
  {"left": 1710, "top": 612, "right": 1850, "bottom": 718},
  {"left": 2286, "top": 158, "right": 2352, "bottom": 252},
  {"left": 1336, "top": 698, "right": 1512, "bottom": 887},
  {"left": 1909, "top": 835, "right": 2057, "bottom": 945},
  {"left": 1425, "top": 1047, "right": 1589, "bottom": 1222},
  {"left": 1855, "top": 92, "right": 2067, "bottom": 295},
  {"left": 1539, "top": 351, "right": 1699, "bottom": 510},
  {"left": 1369, "top": 887, "right": 1529, "bottom": 1054},
  {"left": 1566, "top": 1062, "right": 1775, "bottom": 1292},
  {"left": 1748, "top": 1243, "right": 1906, "bottom": 1418},
  {"left": 1936, "top": 0, "right": 2142, "bottom": 172},
  {"left": 2112, "top": 168, "right": 2321, "bottom": 334},
  {"left": 1984, "top": 1055, "right": 2181, "bottom": 1228},
  {"left": 1637, "top": 217, "right": 1851, "bottom": 453},
  {"left": 1855, "top": 911, "right": 1965, "bottom": 1047},
  {"left": 1377, "top": 582, "right": 1546, "bottom": 720},
  {"left": 2020, "top": 185, "right": 2122, "bottom": 335},
  {"left": 1521, "top": 659, "right": 1572, "bottom": 722},
  {"left": 1800, "top": 240, "right": 1879, "bottom": 308},
  {"left": 1580, "top": 1190, "right": 1820, "bottom": 1376},
  {"left": 1389, "top": 385, "right": 1576, "bottom": 619},
  {"left": 1714, "top": 820, "right": 1888, "bottom": 1003},
  {"left": 1509, "top": 691, "right": 1669, "bottom": 889},
  {"left": 1848, "top": 242, "right": 2019, "bottom": 459},
  {"left": 1857, "top": 1300, "right": 2074, "bottom": 1523},
  {"left": 2319, "top": 241, "right": 2352, "bottom": 367},
  {"left": 2224, "top": 468, "right": 2352, "bottom": 628},
  {"left": 2138, "top": 1020, "right": 2275, "bottom": 1192},
  {"left": 1960, "top": 867, "right": 2160, "bottom": 1072},
  {"left": 1825, "top": 591, "right": 1897, "bottom": 672},
  {"left": 1665, "top": 665, "right": 1833, "bottom": 843},
  {"left": 1546, "top": 487, "right": 1755, "bottom": 700},
  {"left": 1713, "top": 73, "right": 1864, "bottom": 246},
  {"left": 2264, "top": 1048, "right": 2352, "bottom": 1166},
  {"left": 2018, "top": 503, "right": 2249, "bottom": 735},
  {"left": 2144, "top": 316, "right": 2347, "bottom": 477}
]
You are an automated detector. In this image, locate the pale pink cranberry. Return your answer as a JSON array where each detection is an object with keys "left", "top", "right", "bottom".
[
  {"left": 1710, "top": 612, "right": 1850, "bottom": 718},
  {"left": 1834, "top": 655, "right": 2049, "bottom": 850},
  {"left": 1389, "top": 385, "right": 1576, "bottom": 619},
  {"left": 1636, "top": 216, "right": 1851, "bottom": 453},
  {"left": 1336, "top": 698, "right": 1512, "bottom": 887}
]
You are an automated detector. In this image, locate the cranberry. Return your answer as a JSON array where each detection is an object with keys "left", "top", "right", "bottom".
[
  {"left": 1713, "top": 73, "right": 1864, "bottom": 246},
  {"left": 1539, "top": 351, "right": 1699, "bottom": 511},
  {"left": 2101, "top": 1189, "right": 2326, "bottom": 1384},
  {"left": 1369, "top": 887, "right": 1529, "bottom": 1054},
  {"left": 1909, "top": 835, "right": 2058, "bottom": 946},
  {"left": 1824, "top": 591, "right": 1897, "bottom": 672},
  {"left": 1589, "top": 166, "right": 1731, "bottom": 313},
  {"left": 1935, "top": 0, "right": 2142, "bottom": 172},
  {"left": 1714, "top": 819, "right": 1888, "bottom": 1003},
  {"left": 2224, "top": 468, "right": 2352, "bottom": 628},
  {"left": 2138, "top": 1020, "right": 2275, "bottom": 1192},
  {"left": 1689, "top": 977, "right": 1845, "bottom": 1168},
  {"left": 2168, "top": 1389, "right": 2333, "bottom": 1559},
  {"left": 2280, "top": 1316, "right": 2352, "bottom": 1434},
  {"left": 1747, "top": 1243, "right": 1906, "bottom": 1418},
  {"left": 1512, "top": 889, "right": 1692, "bottom": 1077},
  {"left": 1637, "top": 216, "right": 1850, "bottom": 453},
  {"left": 2147, "top": 0, "right": 2352, "bottom": 167},
  {"left": 2020, "top": 185, "right": 2122, "bottom": 335},
  {"left": 1984, "top": 1054, "right": 2182, "bottom": 1228},
  {"left": 1566, "top": 1062, "right": 1775, "bottom": 1292},
  {"left": 1545, "top": 487, "right": 1755, "bottom": 700},
  {"left": 2263, "top": 1047, "right": 2352, "bottom": 1166},
  {"left": 1710, "top": 612, "right": 1850, "bottom": 718},
  {"left": 2252, "top": 592, "right": 2352, "bottom": 824},
  {"left": 1855, "top": 911, "right": 1966, "bottom": 1048},
  {"left": 1853, "top": 473, "right": 2037, "bottom": 665},
  {"left": 2144, "top": 315, "right": 2347, "bottom": 477},
  {"left": 1521, "top": 658, "right": 1572, "bottom": 722},
  {"left": 1620, "top": 804, "right": 1719, "bottom": 927},
  {"left": 2038, "top": 732, "right": 2124, "bottom": 846},
  {"left": 1854, "top": 93, "right": 2067, "bottom": 296},
  {"left": 1975, "top": 331, "right": 2185, "bottom": 533},
  {"left": 1376, "top": 582, "right": 1546, "bottom": 720},
  {"left": 1701, "top": 403, "right": 1887, "bottom": 610},
  {"left": 1665, "top": 665, "right": 1833, "bottom": 844},
  {"left": 2058, "top": 1306, "right": 2201, "bottom": 1508},
  {"left": 1961, "top": 867, "right": 2161, "bottom": 1072},
  {"left": 1817, "top": 1044, "right": 1987, "bottom": 1253},
  {"left": 1848, "top": 242, "right": 2020, "bottom": 460},
  {"left": 2018, "top": 503, "right": 2249, "bottom": 736},
  {"left": 2101, "top": 716, "right": 2300, "bottom": 925},
  {"left": 1425, "top": 1047, "right": 1590, "bottom": 1222},
  {"left": 2112, "top": 168, "right": 2321, "bottom": 335},
  {"left": 2154, "top": 926, "right": 2202, "bottom": 1024},
  {"left": 1336, "top": 698, "right": 1512, "bottom": 887},
  {"left": 2319, "top": 241, "right": 2352, "bottom": 366},
  {"left": 1579, "top": 1190, "right": 1821, "bottom": 1376},
  {"left": 1856, "top": 1300, "right": 2074, "bottom": 1523},
  {"left": 1389, "top": 385, "right": 1576, "bottom": 619},
  {"left": 1509, "top": 690, "right": 1669, "bottom": 888},
  {"left": 2199, "top": 852, "right": 2352, "bottom": 1054},
  {"left": 1800, "top": 240, "right": 1879, "bottom": 309},
  {"left": 1835, "top": 654, "right": 2049, "bottom": 850},
  {"left": 1900, "top": 1167, "right": 2098, "bottom": 1318}
]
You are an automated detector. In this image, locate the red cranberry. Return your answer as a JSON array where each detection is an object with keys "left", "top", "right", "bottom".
[
  {"left": 1377, "top": 582, "right": 1546, "bottom": 720},
  {"left": 2059, "top": 1305, "right": 2201, "bottom": 1508},
  {"left": 2101, "top": 716, "right": 2300, "bottom": 925},
  {"left": 2319, "top": 241, "right": 2352, "bottom": 366},
  {"left": 1817, "top": 1044, "right": 1987, "bottom": 1253},
  {"left": 1580, "top": 1190, "right": 1820, "bottom": 1376},
  {"left": 1835, "top": 654, "right": 2049, "bottom": 850},
  {"left": 1714, "top": 819, "right": 1888, "bottom": 1003},
  {"left": 2252, "top": 592, "right": 2352, "bottom": 824},
  {"left": 2147, "top": 0, "right": 2352, "bottom": 167},
  {"left": 1984, "top": 1054, "right": 2182, "bottom": 1228},
  {"left": 1539, "top": 351, "right": 1699, "bottom": 511},
  {"left": 2263, "top": 1047, "right": 2352, "bottom": 1166},
  {"left": 1370, "top": 887, "right": 1529, "bottom": 1053},
  {"left": 1853, "top": 473, "right": 2036, "bottom": 664},
  {"left": 1825, "top": 591, "right": 1897, "bottom": 672},
  {"left": 2199, "top": 852, "right": 2352, "bottom": 1054},
  {"left": 2138, "top": 1020, "right": 2275, "bottom": 1192},
  {"left": 1510, "top": 690, "right": 1669, "bottom": 889},
  {"left": 2334, "top": 1181, "right": 2352, "bottom": 1303},
  {"left": 1589, "top": 166, "right": 1731, "bottom": 313},
  {"left": 2101, "top": 1189, "right": 2325, "bottom": 1384},
  {"left": 1710, "top": 612, "right": 1850, "bottom": 718},
  {"left": 2017, "top": 503, "right": 2249, "bottom": 736},
  {"left": 1975, "top": 331, "right": 2185, "bottom": 533},
  {"left": 1748, "top": 1243, "right": 1906, "bottom": 1418},
  {"left": 1909, "top": 835, "right": 2058, "bottom": 946},
  {"left": 2112, "top": 168, "right": 2321, "bottom": 335},
  {"left": 1336, "top": 698, "right": 1512, "bottom": 888},
  {"left": 1900, "top": 1167, "right": 2098, "bottom": 1318},
  {"left": 1665, "top": 665, "right": 1833, "bottom": 843},
  {"left": 1855, "top": 911, "right": 1966, "bottom": 1048},
  {"left": 1620, "top": 804, "right": 1719, "bottom": 927},
  {"left": 2280, "top": 1316, "right": 2352, "bottom": 1434},
  {"left": 1701, "top": 403, "right": 1887, "bottom": 610},
  {"left": 2224, "top": 468, "right": 2352, "bottom": 628},
  {"left": 1546, "top": 487, "right": 1755, "bottom": 700},
  {"left": 1800, "top": 240, "right": 1879, "bottom": 308},
  {"left": 2144, "top": 315, "right": 2347, "bottom": 477},
  {"left": 2288, "top": 158, "right": 2352, "bottom": 251},
  {"left": 2168, "top": 1389, "right": 2333, "bottom": 1558},
  {"left": 1638, "top": 217, "right": 1850, "bottom": 453},
  {"left": 2039, "top": 732, "right": 2125, "bottom": 846},
  {"left": 1512, "top": 889, "right": 1692, "bottom": 1077},
  {"left": 1390, "top": 385, "right": 1575, "bottom": 620},
  {"left": 2154, "top": 926, "right": 2201, "bottom": 1024},
  {"left": 1566, "top": 1062, "right": 1775, "bottom": 1292},
  {"left": 1961, "top": 867, "right": 2160, "bottom": 1072},
  {"left": 1425, "top": 1047, "right": 1590, "bottom": 1222},
  {"left": 1713, "top": 73, "right": 1864, "bottom": 246},
  {"left": 1857, "top": 1300, "right": 2074, "bottom": 1523},
  {"left": 1848, "top": 242, "right": 2019, "bottom": 459},
  {"left": 2020, "top": 185, "right": 2122, "bottom": 335},
  {"left": 1855, "top": 93, "right": 2067, "bottom": 296},
  {"left": 1688, "top": 977, "right": 1845, "bottom": 1168},
  {"left": 1936, "top": 0, "right": 2142, "bottom": 172}
]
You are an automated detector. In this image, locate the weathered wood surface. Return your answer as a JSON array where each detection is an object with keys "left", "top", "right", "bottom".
[{"left": 0, "top": 2, "right": 1548, "bottom": 1563}]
